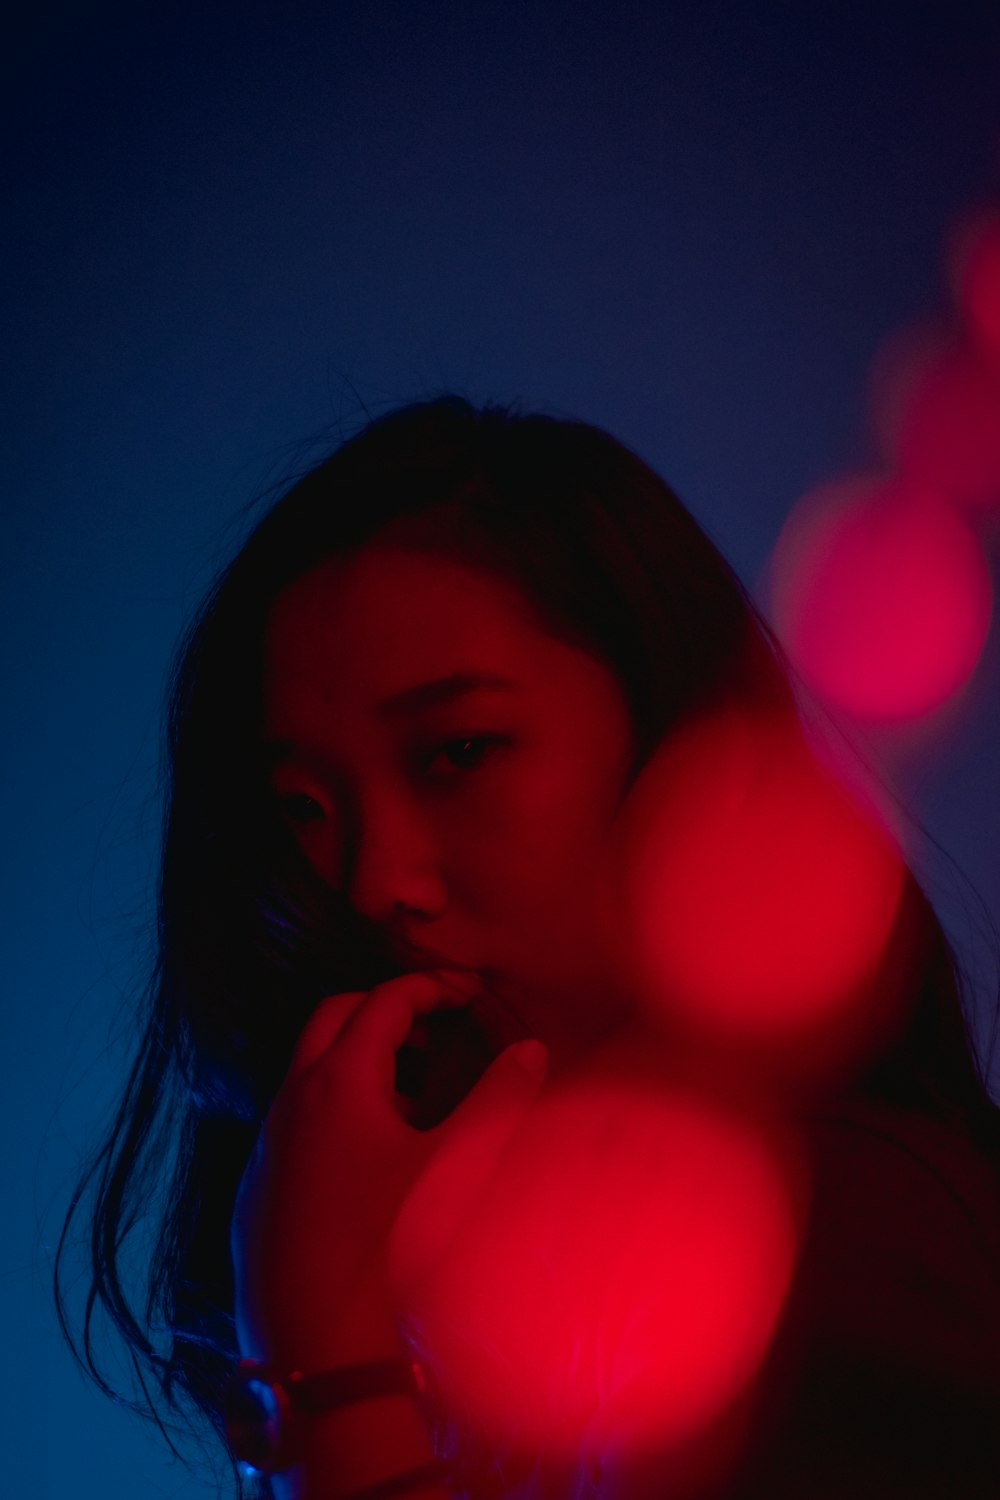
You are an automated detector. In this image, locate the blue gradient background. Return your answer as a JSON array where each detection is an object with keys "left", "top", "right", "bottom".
[{"left": 6, "top": 4, "right": 1000, "bottom": 1496}]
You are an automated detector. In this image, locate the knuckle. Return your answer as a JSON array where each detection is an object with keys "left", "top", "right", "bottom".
[
  {"left": 293, "top": 990, "right": 363, "bottom": 1057},
  {"left": 273, "top": 1059, "right": 343, "bottom": 1132},
  {"left": 297, "top": 1063, "right": 341, "bottom": 1111}
]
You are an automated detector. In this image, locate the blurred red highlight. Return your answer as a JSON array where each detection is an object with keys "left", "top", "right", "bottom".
[
  {"left": 395, "top": 1078, "right": 803, "bottom": 1464},
  {"left": 949, "top": 206, "right": 1000, "bottom": 358},
  {"left": 876, "top": 329, "right": 1000, "bottom": 512},
  {"left": 769, "top": 476, "right": 992, "bottom": 720},
  {"left": 602, "top": 707, "right": 905, "bottom": 1078}
]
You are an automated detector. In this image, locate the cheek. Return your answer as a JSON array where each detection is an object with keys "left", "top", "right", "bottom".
[
  {"left": 473, "top": 770, "right": 617, "bottom": 954},
  {"left": 286, "top": 822, "right": 342, "bottom": 886}
]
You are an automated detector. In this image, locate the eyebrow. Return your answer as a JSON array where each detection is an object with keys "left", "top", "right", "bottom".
[
  {"left": 375, "top": 670, "right": 517, "bottom": 719},
  {"left": 263, "top": 672, "right": 517, "bottom": 765}
]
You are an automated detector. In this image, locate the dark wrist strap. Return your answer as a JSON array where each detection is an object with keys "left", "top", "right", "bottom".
[
  {"left": 225, "top": 1356, "right": 435, "bottom": 1477},
  {"left": 336, "top": 1458, "right": 450, "bottom": 1500},
  {"left": 280, "top": 1356, "right": 427, "bottom": 1412}
]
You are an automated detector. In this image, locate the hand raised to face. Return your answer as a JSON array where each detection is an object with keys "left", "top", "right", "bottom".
[{"left": 230, "top": 968, "right": 548, "bottom": 1371}]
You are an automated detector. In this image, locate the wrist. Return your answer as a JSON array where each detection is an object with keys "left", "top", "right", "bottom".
[
  {"left": 228, "top": 1274, "right": 450, "bottom": 1498},
  {"left": 274, "top": 1390, "right": 448, "bottom": 1500}
]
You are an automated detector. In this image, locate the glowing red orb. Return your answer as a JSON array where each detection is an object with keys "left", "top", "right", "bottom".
[
  {"left": 769, "top": 476, "right": 992, "bottom": 720},
  {"left": 604, "top": 707, "right": 904, "bottom": 1058},
  {"left": 886, "top": 338, "right": 1000, "bottom": 512},
  {"left": 396, "top": 1080, "right": 801, "bottom": 1464},
  {"left": 950, "top": 207, "right": 1000, "bottom": 357}
]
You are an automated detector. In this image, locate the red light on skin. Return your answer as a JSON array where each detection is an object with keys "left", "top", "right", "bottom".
[
  {"left": 392, "top": 1077, "right": 804, "bottom": 1467},
  {"left": 881, "top": 332, "right": 1000, "bottom": 512},
  {"left": 769, "top": 476, "right": 992, "bottom": 721},
  {"left": 599, "top": 707, "right": 905, "bottom": 1080},
  {"left": 949, "top": 206, "right": 1000, "bottom": 358}
]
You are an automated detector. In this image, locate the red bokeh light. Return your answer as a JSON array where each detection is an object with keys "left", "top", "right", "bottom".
[
  {"left": 949, "top": 206, "right": 1000, "bottom": 357},
  {"left": 877, "top": 330, "right": 1000, "bottom": 512},
  {"left": 601, "top": 707, "right": 905, "bottom": 1074},
  {"left": 769, "top": 475, "right": 992, "bottom": 720},
  {"left": 393, "top": 1078, "right": 803, "bottom": 1465}
]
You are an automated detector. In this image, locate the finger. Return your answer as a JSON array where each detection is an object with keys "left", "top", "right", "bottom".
[
  {"left": 337, "top": 969, "right": 482, "bottom": 1098},
  {"left": 443, "top": 1037, "right": 549, "bottom": 1145},
  {"left": 287, "top": 990, "right": 368, "bottom": 1079},
  {"left": 435, "top": 1038, "right": 549, "bottom": 1216},
  {"left": 388, "top": 1038, "right": 549, "bottom": 1295}
]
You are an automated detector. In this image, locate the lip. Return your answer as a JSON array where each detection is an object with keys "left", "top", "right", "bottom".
[
  {"left": 392, "top": 950, "right": 532, "bottom": 1049},
  {"left": 391, "top": 943, "right": 481, "bottom": 976}
]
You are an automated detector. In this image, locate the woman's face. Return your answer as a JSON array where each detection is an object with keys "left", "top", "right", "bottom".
[{"left": 261, "top": 539, "right": 639, "bottom": 1072}]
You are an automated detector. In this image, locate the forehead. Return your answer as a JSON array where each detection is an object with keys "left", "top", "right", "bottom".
[{"left": 262, "top": 545, "right": 559, "bottom": 707}]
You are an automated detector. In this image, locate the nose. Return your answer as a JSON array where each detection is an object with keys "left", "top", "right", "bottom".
[{"left": 342, "top": 795, "right": 448, "bottom": 925}]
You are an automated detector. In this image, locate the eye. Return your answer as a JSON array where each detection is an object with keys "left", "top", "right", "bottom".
[
  {"left": 420, "top": 735, "right": 507, "bottom": 778},
  {"left": 279, "top": 791, "right": 326, "bottom": 825}
]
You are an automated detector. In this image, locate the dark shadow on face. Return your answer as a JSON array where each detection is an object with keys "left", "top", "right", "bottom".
[{"left": 260, "top": 540, "right": 640, "bottom": 1083}]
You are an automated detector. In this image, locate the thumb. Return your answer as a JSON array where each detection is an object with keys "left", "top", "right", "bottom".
[
  {"left": 387, "top": 1039, "right": 548, "bottom": 1298},
  {"left": 461, "top": 1036, "right": 549, "bottom": 1110},
  {"left": 444, "top": 1038, "right": 549, "bottom": 1154}
]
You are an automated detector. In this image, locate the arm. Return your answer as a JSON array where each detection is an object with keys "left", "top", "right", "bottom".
[{"left": 231, "top": 971, "right": 546, "bottom": 1500}]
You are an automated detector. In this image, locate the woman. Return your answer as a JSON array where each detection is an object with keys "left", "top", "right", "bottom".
[{"left": 55, "top": 396, "right": 1000, "bottom": 1499}]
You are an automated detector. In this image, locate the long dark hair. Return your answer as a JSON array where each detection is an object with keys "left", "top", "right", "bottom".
[{"left": 54, "top": 395, "right": 1000, "bottom": 1495}]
